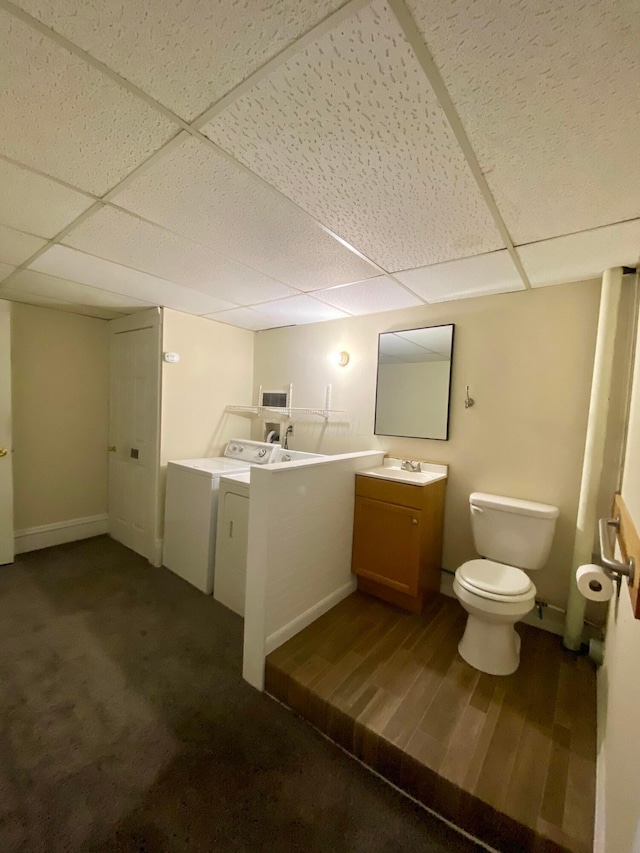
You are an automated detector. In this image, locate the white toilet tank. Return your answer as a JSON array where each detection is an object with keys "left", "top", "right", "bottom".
[{"left": 469, "top": 492, "right": 559, "bottom": 570}]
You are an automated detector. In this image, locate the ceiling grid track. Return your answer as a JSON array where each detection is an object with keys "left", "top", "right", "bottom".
[
  {"left": 0, "top": 152, "right": 99, "bottom": 203},
  {"left": 386, "top": 0, "right": 532, "bottom": 290},
  {"left": 0, "top": 0, "right": 426, "bottom": 313}
]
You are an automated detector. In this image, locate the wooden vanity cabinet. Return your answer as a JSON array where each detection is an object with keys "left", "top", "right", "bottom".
[{"left": 351, "top": 474, "right": 446, "bottom": 613}]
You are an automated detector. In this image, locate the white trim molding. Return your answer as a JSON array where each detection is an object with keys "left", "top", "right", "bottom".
[
  {"left": 265, "top": 579, "right": 356, "bottom": 656},
  {"left": 14, "top": 514, "right": 109, "bottom": 554}
]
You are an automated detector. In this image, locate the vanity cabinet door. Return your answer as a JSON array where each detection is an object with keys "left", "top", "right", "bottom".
[{"left": 352, "top": 497, "right": 422, "bottom": 596}]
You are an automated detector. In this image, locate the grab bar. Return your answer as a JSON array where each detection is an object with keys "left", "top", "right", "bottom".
[{"left": 599, "top": 517, "right": 635, "bottom": 586}]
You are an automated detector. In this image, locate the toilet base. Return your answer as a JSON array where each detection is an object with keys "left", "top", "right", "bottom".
[{"left": 458, "top": 614, "right": 521, "bottom": 676}]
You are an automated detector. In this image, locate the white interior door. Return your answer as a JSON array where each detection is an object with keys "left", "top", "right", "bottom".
[
  {"left": 109, "top": 314, "right": 160, "bottom": 562},
  {"left": 0, "top": 301, "right": 14, "bottom": 565}
]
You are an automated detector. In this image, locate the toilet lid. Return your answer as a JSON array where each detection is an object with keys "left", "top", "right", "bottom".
[{"left": 457, "top": 559, "right": 533, "bottom": 596}]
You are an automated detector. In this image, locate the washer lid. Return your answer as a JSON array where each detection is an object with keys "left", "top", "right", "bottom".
[
  {"left": 220, "top": 472, "right": 251, "bottom": 485},
  {"left": 457, "top": 559, "right": 533, "bottom": 596},
  {"left": 167, "top": 457, "right": 250, "bottom": 478}
]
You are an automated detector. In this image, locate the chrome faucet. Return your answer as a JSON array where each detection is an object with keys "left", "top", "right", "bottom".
[{"left": 401, "top": 460, "right": 421, "bottom": 472}]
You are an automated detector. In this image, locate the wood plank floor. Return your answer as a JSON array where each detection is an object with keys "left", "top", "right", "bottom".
[{"left": 266, "top": 592, "right": 596, "bottom": 853}]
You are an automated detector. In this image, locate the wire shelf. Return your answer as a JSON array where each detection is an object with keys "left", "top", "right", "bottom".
[{"left": 226, "top": 384, "right": 343, "bottom": 422}]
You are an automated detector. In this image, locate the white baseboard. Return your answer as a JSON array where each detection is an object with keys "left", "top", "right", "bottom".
[
  {"left": 14, "top": 514, "right": 109, "bottom": 554},
  {"left": 265, "top": 578, "right": 357, "bottom": 655}
]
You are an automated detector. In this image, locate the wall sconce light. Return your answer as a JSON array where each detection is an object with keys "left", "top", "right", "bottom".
[{"left": 336, "top": 351, "right": 350, "bottom": 367}]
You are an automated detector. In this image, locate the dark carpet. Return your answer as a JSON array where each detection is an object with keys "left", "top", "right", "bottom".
[{"left": 0, "top": 536, "right": 483, "bottom": 852}]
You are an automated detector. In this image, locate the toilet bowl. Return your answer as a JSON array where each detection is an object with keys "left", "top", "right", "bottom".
[
  {"left": 453, "top": 492, "right": 558, "bottom": 676},
  {"left": 454, "top": 559, "right": 536, "bottom": 675}
]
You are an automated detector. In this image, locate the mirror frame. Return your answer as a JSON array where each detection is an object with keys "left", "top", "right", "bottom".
[{"left": 373, "top": 323, "right": 455, "bottom": 441}]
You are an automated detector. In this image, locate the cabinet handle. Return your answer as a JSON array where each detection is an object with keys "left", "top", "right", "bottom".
[
  {"left": 412, "top": 518, "right": 418, "bottom": 525},
  {"left": 229, "top": 520, "right": 234, "bottom": 538}
]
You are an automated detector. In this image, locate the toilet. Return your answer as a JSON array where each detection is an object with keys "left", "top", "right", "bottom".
[{"left": 453, "top": 492, "right": 559, "bottom": 676}]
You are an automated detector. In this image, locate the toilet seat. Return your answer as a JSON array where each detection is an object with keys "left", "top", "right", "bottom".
[{"left": 455, "top": 559, "right": 535, "bottom": 603}]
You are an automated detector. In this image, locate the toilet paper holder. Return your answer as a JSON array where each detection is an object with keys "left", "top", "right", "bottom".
[{"left": 599, "top": 517, "right": 635, "bottom": 587}]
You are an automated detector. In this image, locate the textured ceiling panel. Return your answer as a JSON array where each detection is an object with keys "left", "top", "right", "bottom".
[
  {"left": 65, "top": 206, "right": 297, "bottom": 306},
  {"left": 314, "top": 276, "right": 423, "bottom": 315},
  {"left": 394, "top": 250, "right": 524, "bottom": 302},
  {"left": 0, "top": 224, "right": 46, "bottom": 266},
  {"left": 203, "top": 307, "right": 282, "bottom": 332},
  {"left": 114, "top": 136, "right": 379, "bottom": 290},
  {"left": 0, "top": 159, "right": 94, "bottom": 238},
  {"left": 13, "top": 0, "right": 344, "bottom": 121},
  {"left": 0, "top": 263, "right": 16, "bottom": 283},
  {"left": 0, "top": 284, "right": 123, "bottom": 318},
  {"left": 407, "top": 0, "right": 640, "bottom": 244},
  {"left": 204, "top": 0, "right": 502, "bottom": 271},
  {"left": 518, "top": 219, "right": 640, "bottom": 288},
  {"left": 253, "top": 295, "right": 349, "bottom": 326},
  {"left": 30, "top": 245, "right": 237, "bottom": 315},
  {"left": 0, "top": 9, "right": 175, "bottom": 195},
  {"left": 10, "top": 268, "right": 152, "bottom": 313}
]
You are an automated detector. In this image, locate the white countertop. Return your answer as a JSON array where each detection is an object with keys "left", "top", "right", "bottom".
[{"left": 358, "top": 457, "right": 448, "bottom": 486}]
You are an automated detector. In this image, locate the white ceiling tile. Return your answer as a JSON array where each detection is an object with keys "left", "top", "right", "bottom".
[
  {"left": 29, "top": 245, "right": 237, "bottom": 315},
  {"left": 9, "top": 268, "right": 153, "bottom": 313},
  {"left": 0, "top": 263, "right": 16, "bottom": 283},
  {"left": 64, "top": 205, "right": 297, "bottom": 305},
  {"left": 314, "top": 276, "right": 423, "bottom": 315},
  {"left": 253, "top": 295, "right": 350, "bottom": 326},
  {"left": 517, "top": 220, "right": 640, "bottom": 288},
  {"left": 395, "top": 251, "right": 524, "bottom": 303},
  {"left": 0, "top": 284, "right": 123, "bottom": 319},
  {"left": 204, "top": 0, "right": 502, "bottom": 271},
  {"left": 203, "top": 307, "right": 279, "bottom": 332},
  {"left": 0, "top": 223, "right": 47, "bottom": 266},
  {"left": 407, "top": 0, "right": 640, "bottom": 244},
  {"left": 0, "top": 9, "right": 175, "bottom": 195},
  {"left": 13, "top": 0, "right": 345, "bottom": 122},
  {"left": 0, "top": 158, "right": 94, "bottom": 238},
  {"left": 113, "top": 136, "right": 379, "bottom": 290}
]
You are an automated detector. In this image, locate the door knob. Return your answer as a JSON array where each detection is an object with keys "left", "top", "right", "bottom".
[
  {"left": 0, "top": 448, "right": 7, "bottom": 457},
  {"left": 108, "top": 446, "right": 117, "bottom": 453}
]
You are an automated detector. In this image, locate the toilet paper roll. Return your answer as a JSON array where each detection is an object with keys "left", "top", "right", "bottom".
[{"left": 576, "top": 564, "right": 614, "bottom": 602}]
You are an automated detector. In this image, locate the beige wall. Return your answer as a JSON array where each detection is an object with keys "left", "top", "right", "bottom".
[
  {"left": 159, "top": 310, "right": 254, "bottom": 534},
  {"left": 253, "top": 281, "right": 601, "bottom": 607},
  {"left": 11, "top": 302, "right": 109, "bottom": 529},
  {"left": 160, "top": 309, "right": 254, "bottom": 465},
  {"left": 599, "top": 284, "right": 640, "bottom": 853}
]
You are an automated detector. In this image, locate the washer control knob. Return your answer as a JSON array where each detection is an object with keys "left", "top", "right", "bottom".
[
  {"left": 257, "top": 448, "right": 267, "bottom": 457},
  {"left": 230, "top": 444, "right": 238, "bottom": 452}
]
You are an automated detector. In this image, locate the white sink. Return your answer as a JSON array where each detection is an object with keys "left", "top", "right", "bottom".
[{"left": 359, "top": 458, "right": 448, "bottom": 486}]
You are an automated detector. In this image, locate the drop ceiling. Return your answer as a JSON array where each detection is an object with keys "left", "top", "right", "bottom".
[{"left": 0, "top": 0, "right": 638, "bottom": 330}]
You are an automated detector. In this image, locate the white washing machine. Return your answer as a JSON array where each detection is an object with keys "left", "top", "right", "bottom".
[
  {"left": 214, "top": 448, "right": 324, "bottom": 615},
  {"left": 162, "top": 439, "right": 280, "bottom": 594}
]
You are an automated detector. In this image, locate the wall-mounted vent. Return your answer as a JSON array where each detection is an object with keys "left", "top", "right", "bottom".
[{"left": 261, "top": 391, "right": 288, "bottom": 408}]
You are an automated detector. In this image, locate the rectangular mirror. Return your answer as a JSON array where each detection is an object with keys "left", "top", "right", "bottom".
[{"left": 374, "top": 324, "right": 454, "bottom": 441}]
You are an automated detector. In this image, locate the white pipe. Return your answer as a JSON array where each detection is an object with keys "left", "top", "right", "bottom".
[{"left": 563, "top": 268, "right": 623, "bottom": 650}]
